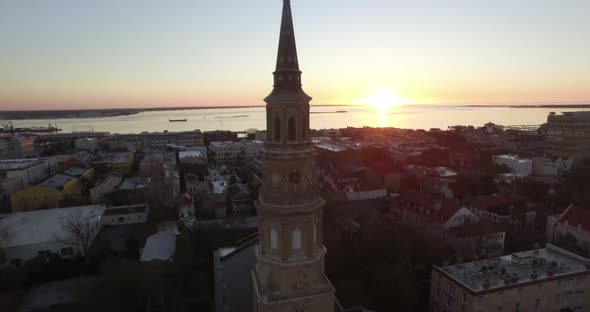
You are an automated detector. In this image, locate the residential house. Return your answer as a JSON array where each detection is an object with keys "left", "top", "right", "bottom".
[
  {"left": 468, "top": 194, "right": 535, "bottom": 228},
  {"left": 547, "top": 204, "right": 590, "bottom": 253},
  {"left": 90, "top": 172, "right": 124, "bottom": 204},
  {"left": 92, "top": 152, "right": 134, "bottom": 174}
]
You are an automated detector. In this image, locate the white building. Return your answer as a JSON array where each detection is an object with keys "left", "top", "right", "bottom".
[
  {"left": 0, "top": 158, "right": 58, "bottom": 187},
  {"left": 547, "top": 204, "right": 590, "bottom": 252},
  {"left": 74, "top": 138, "right": 99, "bottom": 153},
  {"left": 100, "top": 204, "right": 149, "bottom": 226},
  {"left": 0, "top": 205, "right": 105, "bottom": 266},
  {"left": 532, "top": 156, "right": 573, "bottom": 176},
  {"left": 208, "top": 141, "right": 246, "bottom": 163},
  {"left": 493, "top": 154, "right": 533, "bottom": 176}
]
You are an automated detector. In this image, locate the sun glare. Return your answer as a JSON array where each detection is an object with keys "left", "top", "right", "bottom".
[{"left": 365, "top": 90, "right": 410, "bottom": 109}]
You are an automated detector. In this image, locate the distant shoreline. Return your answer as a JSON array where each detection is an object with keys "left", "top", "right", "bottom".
[{"left": 0, "top": 103, "right": 588, "bottom": 120}]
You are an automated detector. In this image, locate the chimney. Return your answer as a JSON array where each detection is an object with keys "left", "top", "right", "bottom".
[
  {"left": 483, "top": 279, "right": 492, "bottom": 290},
  {"left": 531, "top": 270, "right": 539, "bottom": 280}
]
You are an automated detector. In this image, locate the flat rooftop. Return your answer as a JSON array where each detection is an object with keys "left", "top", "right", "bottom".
[
  {"left": 0, "top": 205, "right": 105, "bottom": 248},
  {"left": 0, "top": 158, "right": 45, "bottom": 170},
  {"left": 94, "top": 152, "right": 131, "bottom": 164},
  {"left": 437, "top": 244, "right": 590, "bottom": 293},
  {"left": 38, "top": 173, "right": 76, "bottom": 189},
  {"left": 209, "top": 141, "right": 242, "bottom": 147}
]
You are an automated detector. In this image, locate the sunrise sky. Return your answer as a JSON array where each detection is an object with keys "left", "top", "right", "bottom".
[{"left": 1, "top": 0, "right": 589, "bottom": 110}]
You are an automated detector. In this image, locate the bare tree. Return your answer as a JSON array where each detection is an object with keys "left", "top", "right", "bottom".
[{"left": 54, "top": 212, "right": 99, "bottom": 260}]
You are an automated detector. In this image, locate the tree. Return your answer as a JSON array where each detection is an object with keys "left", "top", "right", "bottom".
[{"left": 54, "top": 212, "right": 99, "bottom": 261}]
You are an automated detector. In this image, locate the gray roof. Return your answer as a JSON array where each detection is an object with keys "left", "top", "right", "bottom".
[
  {"left": 0, "top": 158, "right": 45, "bottom": 170},
  {"left": 38, "top": 173, "right": 76, "bottom": 189},
  {"left": 140, "top": 231, "right": 177, "bottom": 262},
  {"left": 62, "top": 166, "right": 87, "bottom": 177}
]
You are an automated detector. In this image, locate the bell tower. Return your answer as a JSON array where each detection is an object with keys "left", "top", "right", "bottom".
[{"left": 251, "top": 1, "right": 335, "bottom": 311}]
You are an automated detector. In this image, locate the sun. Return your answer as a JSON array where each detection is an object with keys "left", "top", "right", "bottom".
[{"left": 365, "top": 90, "right": 410, "bottom": 109}]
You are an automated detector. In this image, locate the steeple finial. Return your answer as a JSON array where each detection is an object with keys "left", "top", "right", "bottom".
[{"left": 271, "top": 0, "right": 304, "bottom": 92}]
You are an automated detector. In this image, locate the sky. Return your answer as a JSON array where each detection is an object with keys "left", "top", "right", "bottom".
[{"left": 1, "top": 0, "right": 589, "bottom": 110}]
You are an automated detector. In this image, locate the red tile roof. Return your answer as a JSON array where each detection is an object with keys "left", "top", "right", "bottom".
[
  {"left": 558, "top": 205, "right": 590, "bottom": 232},
  {"left": 448, "top": 220, "right": 504, "bottom": 238},
  {"left": 398, "top": 191, "right": 462, "bottom": 225},
  {"left": 470, "top": 194, "right": 516, "bottom": 213}
]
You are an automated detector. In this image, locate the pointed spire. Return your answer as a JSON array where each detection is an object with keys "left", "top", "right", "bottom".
[{"left": 269, "top": 0, "right": 307, "bottom": 96}]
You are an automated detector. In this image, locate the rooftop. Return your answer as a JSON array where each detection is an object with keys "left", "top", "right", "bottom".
[
  {"left": 495, "top": 154, "right": 531, "bottom": 163},
  {"left": 95, "top": 172, "right": 123, "bottom": 186},
  {"left": 0, "top": 205, "right": 105, "bottom": 248},
  {"left": 179, "top": 150, "right": 205, "bottom": 159},
  {"left": 470, "top": 194, "right": 517, "bottom": 213},
  {"left": 555, "top": 204, "right": 590, "bottom": 232},
  {"left": 102, "top": 204, "right": 148, "bottom": 216},
  {"left": 0, "top": 158, "right": 45, "bottom": 170},
  {"left": 140, "top": 231, "right": 177, "bottom": 262},
  {"left": 119, "top": 177, "right": 145, "bottom": 190},
  {"left": 209, "top": 141, "right": 242, "bottom": 147},
  {"left": 38, "top": 173, "right": 76, "bottom": 189},
  {"left": 62, "top": 166, "right": 87, "bottom": 178},
  {"left": 448, "top": 220, "right": 504, "bottom": 238},
  {"left": 437, "top": 244, "right": 590, "bottom": 294},
  {"left": 94, "top": 152, "right": 131, "bottom": 164}
]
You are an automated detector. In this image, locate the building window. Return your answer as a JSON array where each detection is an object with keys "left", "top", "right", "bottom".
[
  {"left": 446, "top": 283, "right": 455, "bottom": 294},
  {"left": 446, "top": 295, "right": 455, "bottom": 308},
  {"left": 288, "top": 117, "right": 296, "bottom": 142},
  {"left": 61, "top": 247, "right": 74, "bottom": 256},
  {"left": 37, "top": 250, "right": 51, "bottom": 257},
  {"left": 270, "top": 227, "right": 278, "bottom": 249},
  {"left": 274, "top": 117, "right": 281, "bottom": 142},
  {"left": 292, "top": 228, "right": 302, "bottom": 250},
  {"left": 564, "top": 279, "right": 573, "bottom": 290},
  {"left": 562, "top": 292, "right": 573, "bottom": 306}
]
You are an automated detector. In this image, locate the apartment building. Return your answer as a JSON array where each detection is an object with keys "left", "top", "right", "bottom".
[
  {"left": 110, "top": 130, "right": 204, "bottom": 150},
  {"left": 208, "top": 141, "right": 246, "bottom": 163},
  {"left": 431, "top": 244, "right": 590, "bottom": 312},
  {"left": 545, "top": 111, "right": 590, "bottom": 159}
]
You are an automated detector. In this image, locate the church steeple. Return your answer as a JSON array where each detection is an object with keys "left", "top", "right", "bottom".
[
  {"left": 267, "top": 0, "right": 309, "bottom": 99},
  {"left": 252, "top": 1, "right": 335, "bottom": 311}
]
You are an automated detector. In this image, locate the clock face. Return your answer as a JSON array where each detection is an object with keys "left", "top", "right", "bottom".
[{"left": 289, "top": 171, "right": 301, "bottom": 185}]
